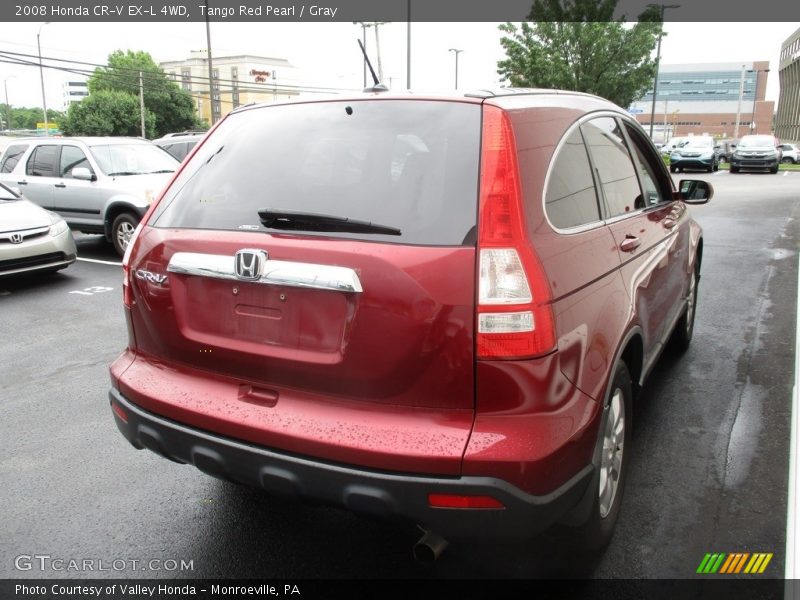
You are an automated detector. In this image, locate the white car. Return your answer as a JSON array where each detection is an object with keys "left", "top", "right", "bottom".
[
  {"left": 0, "top": 182, "right": 77, "bottom": 277},
  {"left": 779, "top": 143, "right": 799, "bottom": 164}
]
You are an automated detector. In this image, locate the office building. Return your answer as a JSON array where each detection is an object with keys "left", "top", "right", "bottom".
[
  {"left": 776, "top": 27, "right": 800, "bottom": 142},
  {"left": 160, "top": 51, "right": 299, "bottom": 124},
  {"left": 630, "top": 62, "right": 774, "bottom": 141}
]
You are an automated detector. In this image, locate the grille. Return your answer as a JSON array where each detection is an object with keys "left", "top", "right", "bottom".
[{"left": 0, "top": 252, "right": 65, "bottom": 272}]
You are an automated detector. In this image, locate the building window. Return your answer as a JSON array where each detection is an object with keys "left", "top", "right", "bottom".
[{"left": 181, "top": 69, "right": 191, "bottom": 91}]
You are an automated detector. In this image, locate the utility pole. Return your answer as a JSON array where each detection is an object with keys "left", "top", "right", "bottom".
[
  {"left": 373, "top": 22, "right": 385, "bottom": 82},
  {"left": 354, "top": 22, "right": 368, "bottom": 87},
  {"left": 646, "top": 4, "right": 679, "bottom": 139},
  {"left": 3, "top": 77, "right": 13, "bottom": 132},
  {"left": 204, "top": 0, "right": 216, "bottom": 125},
  {"left": 448, "top": 49, "right": 463, "bottom": 89},
  {"left": 37, "top": 22, "right": 50, "bottom": 136},
  {"left": 663, "top": 98, "right": 668, "bottom": 143},
  {"left": 406, "top": 0, "right": 411, "bottom": 89},
  {"left": 139, "top": 71, "right": 146, "bottom": 138}
]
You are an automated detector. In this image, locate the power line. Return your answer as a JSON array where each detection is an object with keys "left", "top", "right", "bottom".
[{"left": 0, "top": 49, "right": 358, "bottom": 94}]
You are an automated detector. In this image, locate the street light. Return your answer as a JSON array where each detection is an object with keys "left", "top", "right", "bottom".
[
  {"left": 448, "top": 48, "right": 463, "bottom": 89},
  {"left": 647, "top": 4, "right": 679, "bottom": 139},
  {"left": 37, "top": 21, "right": 50, "bottom": 136},
  {"left": 748, "top": 67, "right": 770, "bottom": 134},
  {"left": 3, "top": 76, "right": 14, "bottom": 132}
]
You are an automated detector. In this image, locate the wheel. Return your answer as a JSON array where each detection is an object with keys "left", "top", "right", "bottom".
[
  {"left": 571, "top": 361, "right": 632, "bottom": 550},
  {"left": 712, "top": 159, "right": 719, "bottom": 172},
  {"left": 670, "top": 165, "right": 677, "bottom": 173},
  {"left": 707, "top": 163, "right": 713, "bottom": 173},
  {"left": 781, "top": 157, "right": 794, "bottom": 164},
  {"left": 671, "top": 260, "right": 699, "bottom": 353},
  {"left": 730, "top": 166, "right": 739, "bottom": 173},
  {"left": 111, "top": 212, "right": 139, "bottom": 257},
  {"left": 770, "top": 165, "right": 779, "bottom": 174}
]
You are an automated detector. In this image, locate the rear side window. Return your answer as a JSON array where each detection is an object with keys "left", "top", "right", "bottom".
[
  {"left": 26, "top": 145, "right": 58, "bottom": 177},
  {"left": 153, "top": 100, "right": 481, "bottom": 246},
  {"left": 545, "top": 128, "right": 601, "bottom": 229},
  {"left": 581, "top": 117, "right": 641, "bottom": 218},
  {"left": 0, "top": 144, "right": 28, "bottom": 173}
]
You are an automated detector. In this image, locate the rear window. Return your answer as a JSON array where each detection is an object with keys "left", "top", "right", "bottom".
[{"left": 153, "top": 100, "right": 481, "bottom": 246}]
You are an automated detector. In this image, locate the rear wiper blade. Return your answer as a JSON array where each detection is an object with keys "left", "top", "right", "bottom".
[{"left": 258, "top": 209, "right": 401, "bottom": 236}]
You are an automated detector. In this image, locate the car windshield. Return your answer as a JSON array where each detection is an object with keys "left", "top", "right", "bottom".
[
  {"left": 683, "top": 138, "right": 713, "bottom": 149},
  {"left": 0, "top": 182, "right": 19, "bottom": 201},
  {"left": 739, "top": 136, "right": 774, "bottom": 148},
  {"left": 88, "top": 143, "right": 179, "bottom": 176}
]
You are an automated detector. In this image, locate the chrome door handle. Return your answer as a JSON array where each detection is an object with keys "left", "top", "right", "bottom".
[{"left": 620, "top": 236, "right": 641, "bottom": 253}]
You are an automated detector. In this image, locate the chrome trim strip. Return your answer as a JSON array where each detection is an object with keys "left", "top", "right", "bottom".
[{"left": 167, "top": 252, "right": 363, "bottom": 293}]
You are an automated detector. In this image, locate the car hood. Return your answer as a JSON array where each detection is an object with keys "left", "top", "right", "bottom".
[
  {"left": 0, "top": 199, "right": 53, "bottom": 233},
  {"left": 102, "top": 172, "right": 176, "bottom": 201}
]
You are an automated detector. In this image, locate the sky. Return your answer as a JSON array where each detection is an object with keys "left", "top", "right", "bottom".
[{"left": 0, "top": 21, "right": 798, "bottom": 112}]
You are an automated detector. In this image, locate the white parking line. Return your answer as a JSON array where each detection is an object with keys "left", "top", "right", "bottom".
[
  {"left": 785, "top": 254, "right": 800, "bottom": 582},
  {"left": 76, "top": 257, "right": 122, "bottom": 267}
]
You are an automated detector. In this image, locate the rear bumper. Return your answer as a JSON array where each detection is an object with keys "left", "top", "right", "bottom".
[{"left": 109, "top": 387, "right": 593, "bottom": 542}]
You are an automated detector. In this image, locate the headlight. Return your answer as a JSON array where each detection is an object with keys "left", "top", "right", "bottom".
[
  {"left": 47, "top": 211, "right": 69, "bottom": 236},
  {"left": 701, "top": 153, "right": 713, "bottom": 159}
]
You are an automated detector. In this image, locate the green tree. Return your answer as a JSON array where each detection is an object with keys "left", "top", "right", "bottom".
[
  {"left": 62, "top": 89, "right": 156, "bottom": 137},
  {"left": 89, "top": 49, "right": 201, "bottom": 137},
  {"left": 497, "top": 0, "right": 662, "bottom": 109},
  {"left": 1, "top": 106, "right": 64, "bottom": 130}
]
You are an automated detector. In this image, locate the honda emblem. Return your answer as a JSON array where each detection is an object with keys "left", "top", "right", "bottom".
[{"left": 234, "top": 249, "right": 267, "bottom": 281}]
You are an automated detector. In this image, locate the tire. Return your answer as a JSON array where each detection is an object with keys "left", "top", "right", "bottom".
[
  {"left": 111, "top": 212, "right": 139, "bottom": 257},
  {"left": 670, "top": 165, "right": 677, "bottom": 173},
  {"left": 730, "top": 166, "right": 739, "bottom": 173},
  {"left": 670, "top": 260, "right": 699, "bottom": 353},
  {"left": 781, "top": 157, "right": 793, "bottom": 164},
  {"left": 571, "top": 361, "right": 633, "bottom": 551},
  {"left": 712, "top": 159, "right": 719, "bottom": 172},
  {"left": 770, "top": 165, "right": 779, "bottom": 174}
]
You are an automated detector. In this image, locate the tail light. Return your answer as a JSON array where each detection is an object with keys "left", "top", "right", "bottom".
[
  {"left": 476, "top": 105, "right": 555, "bottom": 359},
  {"left": 121, "top": 223, "right": 143, "bottom": 309}
]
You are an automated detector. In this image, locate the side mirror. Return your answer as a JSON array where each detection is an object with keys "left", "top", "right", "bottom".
[
  {"left": 677, "top": 179, "right": 713, "bottom": 204},
  {"left": 72, "top": 167, "right": 96, "bottom": 181}
]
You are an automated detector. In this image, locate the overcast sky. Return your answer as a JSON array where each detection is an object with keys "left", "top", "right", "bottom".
[{"left": 0, "top": 21, "right": 797, "bottom": 111}]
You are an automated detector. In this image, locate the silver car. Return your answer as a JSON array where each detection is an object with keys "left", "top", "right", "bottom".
[
  {"left": 0, "top": 138, "right": 179, "bottom": 256},
  {"left": 0, "top": 182, "right": 77, "bottom": 277}
]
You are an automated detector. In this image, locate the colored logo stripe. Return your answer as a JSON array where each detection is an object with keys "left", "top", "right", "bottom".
[{"left": 697, "top": 553, "right": 773, "bottom": 574}]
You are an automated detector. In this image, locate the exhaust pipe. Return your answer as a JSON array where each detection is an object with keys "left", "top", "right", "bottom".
[{"left": 413, "top": 528, "right": 449, "bottom": 564}]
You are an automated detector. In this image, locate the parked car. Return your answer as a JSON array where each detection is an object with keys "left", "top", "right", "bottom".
[
  {"left": 714, "top": 140, "right": 736, "bottom": 163},
  {"left": 660, "top": 136, "right": 690, "bottom": 157},
  {"left": 669, "top": 136, "right": 719, "bottom": 173},
  {"left": 730, "top": 134, "right": 782, "bottom": 174},
  {"left": 108, "top": 90, "right": 711, "bottom": 558},
  {"left": 152, "top": 132, "right": 206, "bottom": 162},
  {"left": 0, "top": 137, "right": 179, "bottom": 255},
  {"left": 778, "top": 143, "right": 799, "bottom": 164},
  {"left": 0, "top": 181, "right": 76, "bottom": 277}
]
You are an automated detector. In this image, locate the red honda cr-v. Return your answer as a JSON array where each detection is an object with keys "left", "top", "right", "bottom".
[{"left": 109, "top": 89, "right": 710, "bottom": 557}]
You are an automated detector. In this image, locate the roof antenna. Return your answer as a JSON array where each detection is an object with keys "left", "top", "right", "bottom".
[{"left": 358, "top": 39, "right": 388, "bottom": 92}]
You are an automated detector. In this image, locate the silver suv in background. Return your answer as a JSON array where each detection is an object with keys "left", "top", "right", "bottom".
[
  {"left": 0, "top": 137, "right": 179, "bottom": 255},
  {"left": 152, "top": 131, "right": 206, "bottom": 162}
]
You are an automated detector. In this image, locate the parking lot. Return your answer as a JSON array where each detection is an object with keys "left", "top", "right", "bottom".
[{"left": 1, "top": 171, "right": 798, "bottom": 579}]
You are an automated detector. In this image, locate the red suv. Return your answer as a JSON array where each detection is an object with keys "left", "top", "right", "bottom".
[{"left": 109, "top": 90, "right": 710, "bottom": 558}]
